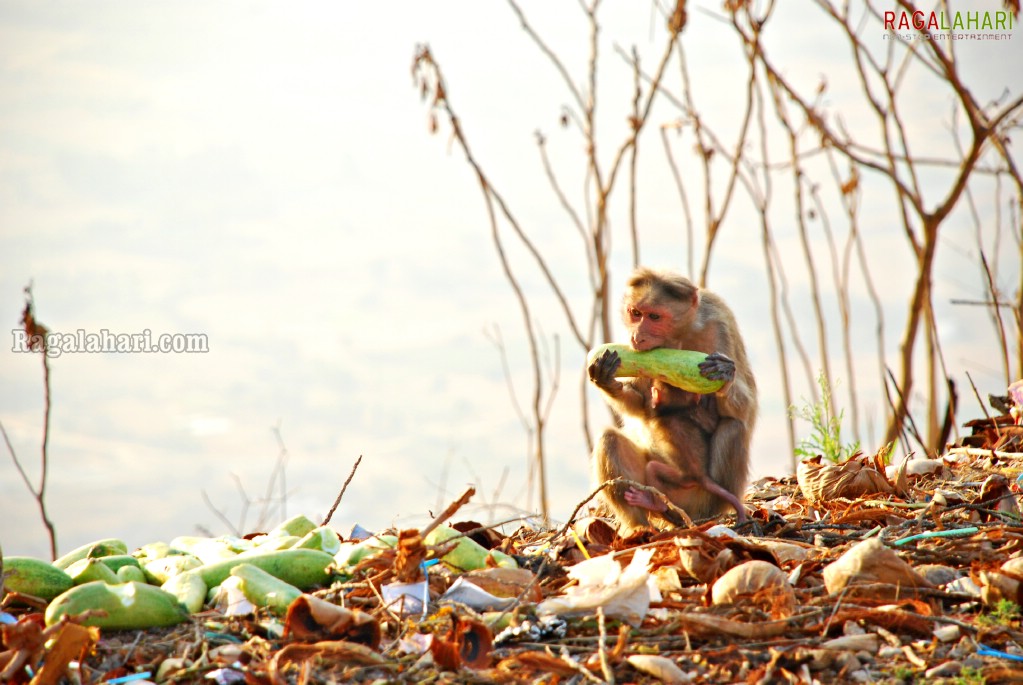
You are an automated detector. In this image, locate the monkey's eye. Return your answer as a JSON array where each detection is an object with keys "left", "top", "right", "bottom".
[
  {"left": 648, "top": 313, "right": 661, "bottom": 321},
  {"left": 628, "top": 308, "right": 642, "bottom": 320}
]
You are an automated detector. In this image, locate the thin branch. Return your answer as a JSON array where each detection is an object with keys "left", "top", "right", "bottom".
[
  {"left": 660, "top": 123, "right": 696, "bottom": 279},
  {"left": 200, "top": 488, "right": 241, "bottom": 537},
  {"left": 268, "top": 421, "right": 290, "bottom": 526},
  {"left": 413, "top": 47, "right": 553, "bottom": 519},
  {"left": 535, "top": 133, "right": 596, "bottom": 289},
  {"left": 1, "top": 422, "right": 35, "bottom": 495},
  {"left": 421, "top": 486, "right": 476, "bottom": 539},
  {"left": 503, "top": 0, "right": 586, "bottom": 113},
  {"left": 322, "top": 455, "right": 363, "bottom": 526},
  {"left": 7, "top": 284, "right": 58, "bottom": 559},
  {"left": 965, "top": 371, "right": 1000, "bottom": 442},
  {"left": 810, "top": 181, "right": 860, "bottom": 441}
]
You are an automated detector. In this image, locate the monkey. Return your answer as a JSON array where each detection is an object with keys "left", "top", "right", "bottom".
[
  {"left": 625, "top": 381, "right": 726, "bottom": 522},
  {"left": 588, "top": 267, "right": 757, "bottom": 533},
  {"left": 592, "top": 357, "right": 739, "bottom": 530}
]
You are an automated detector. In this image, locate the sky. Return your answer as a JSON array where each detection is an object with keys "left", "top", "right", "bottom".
[{"left": 1, "top": 1, "right": 1021, "bottom": 559}]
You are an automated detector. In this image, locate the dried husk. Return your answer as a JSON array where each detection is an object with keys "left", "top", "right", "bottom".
[
  {"left": 884, "top": 457, "right": 945, "bottom": 478},
  {"left": 750, "top": 539, "right": 812, "bottom": 564},
  {"left": 284, "top": 595, "right": 381, "bottom": 647},
  {"left": 675, "top": 536, "right": 715, "bottom": 581},
  {"left": 979, "top": 556, "right": 1023, "bottom": 606},
  {"left": 573, "top": 517, "right": 617, "bottom": 546},
  {"left": 975, "top": 474, "right": 1022, "bottom": 521},
  {"left": 710, "top": 560, "right": 796, "bottom": 618},
  {"left": 822, "top": 538, "right": 931, "bottom": 599},
  {"left": 798, "top": 456, "right": 894, "bottom": 504}
]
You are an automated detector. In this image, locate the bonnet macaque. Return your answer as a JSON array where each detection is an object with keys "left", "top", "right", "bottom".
[{"left": 588, "top": 267, "right": 757, "bottom": 532}]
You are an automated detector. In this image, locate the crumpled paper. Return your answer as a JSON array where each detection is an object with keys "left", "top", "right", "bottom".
[{"left": 536, "top": 548, "right": 659, "bottom": 626}]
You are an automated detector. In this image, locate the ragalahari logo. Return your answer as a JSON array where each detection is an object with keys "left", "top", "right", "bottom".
[{"left": 883, "top": 6, "right": 1016, "bottom": 40}]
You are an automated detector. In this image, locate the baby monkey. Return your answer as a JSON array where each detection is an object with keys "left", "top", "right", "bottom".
[{"left": 589, "top": 267, "right": 757, "bottom": 532}]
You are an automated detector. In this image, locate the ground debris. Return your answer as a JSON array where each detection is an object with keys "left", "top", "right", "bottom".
[{"left": 8, "top": 415, "right": 1023, "bottom": 683}]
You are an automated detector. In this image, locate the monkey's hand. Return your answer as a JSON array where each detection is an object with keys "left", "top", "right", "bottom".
[
  {"left": 588, "top": 349, "right": 624, "bottom": 394},
  {"left": 698, "top": 352, "right": 735, "bottom": 383}
]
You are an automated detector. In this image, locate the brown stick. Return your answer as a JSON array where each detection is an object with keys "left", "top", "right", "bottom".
[
  {"left": 420, "top": 486, "right": 476, "bottom": 539},
  {"left": 321, "top": 455, "right": 363, "bottom": 526},
  {"left": 965, "top": 372, "right": 1001, "bottom": 442}
]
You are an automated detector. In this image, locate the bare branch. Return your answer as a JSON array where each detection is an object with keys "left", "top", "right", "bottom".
[{"left": 322, "top": 455, "right": 363, "bottom": 527}]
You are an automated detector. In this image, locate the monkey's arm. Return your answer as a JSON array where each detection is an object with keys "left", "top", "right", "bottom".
[
  {"left": 588, "top": 349, "right": 648, "bottom": 416},
  {"left": 712, "top": 364, "right": 756, "bottom": 425},
  {"left": 698, "top": 327, "right": 756, "bottom": 425}
]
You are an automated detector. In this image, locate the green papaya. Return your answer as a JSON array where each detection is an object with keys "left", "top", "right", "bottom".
[
  {"left": 44, "top": 581, "right": 189, "bottom": 629},
  {"left": 2, "top": 556, "right": 74, "bottom": 600},
  {"left": 586, "top": 343, "right": 725, "bottom": 394}
]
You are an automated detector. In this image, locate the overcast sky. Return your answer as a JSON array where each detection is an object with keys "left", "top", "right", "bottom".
[{"left": 2, "top": 1, "right": 1020, "bottom": 559}]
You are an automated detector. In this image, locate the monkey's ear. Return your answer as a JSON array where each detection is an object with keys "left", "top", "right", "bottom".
[{"left": 692, "top": 289, "right": 700, "bottom": 308}]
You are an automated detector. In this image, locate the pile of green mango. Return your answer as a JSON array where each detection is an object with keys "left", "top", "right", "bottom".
[
  {"left": 2, "top": 515, "right": 339, "bottom": 629},
  {"left": 1, "top": 516, "right": 517, "bottom": 630}
]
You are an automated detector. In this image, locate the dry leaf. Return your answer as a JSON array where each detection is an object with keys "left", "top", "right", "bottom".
[
  {"left": 451, "top": 520, "right": 504, "bottom": 550},
  {"left": 428, "top": 632, "right": 461, "bottom": 671},
  {"left": 627, "top": 654, "right": 692, "bottom": 683},
  {"left": 427, "top": 614, "right": 493, "bottom": 671},
  {"left": 451, "top": 615, "right": 493, "bottom": 670},
  {"left": 668, "top": 0, "right": 687, "bottom": 34},
  {"left": 0, "top": 614, "right": 46, "bottom": 682},
  {"left": 840, "top": 167, "right": 859, "bottom": 196},
  {"left": 675, "top": 612, "right": 791, "bottom": 639},
  {"left": 25, "top": 621, "right": 99, "bottom": 685},
  {"left": 20, "top": 300, "right": 48, "bottom": 352},
  {"left": 497, "top": 651, "right": 581, "bottom": 678},
  {"left": 269, "top": 641, "right": 384, "bottom": 685},
  {"left": 394, "top": 529, "right": 426, "bottom": 583}
]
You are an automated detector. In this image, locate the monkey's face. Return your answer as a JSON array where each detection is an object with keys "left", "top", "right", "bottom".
[{"left": 624, "top": 303, "right": 676, "bottom": 351}]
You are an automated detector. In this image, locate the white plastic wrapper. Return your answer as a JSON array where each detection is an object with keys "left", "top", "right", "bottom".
[
  {"left": 440, "top": 576, "right": 516, "bottom": 611},
  {"left": 214, "top": 576, "right": 255, "bottom": 617},
  {"left": 381, "top": 580, "right": 428, "bottom": 616},
  {"left": 536, "top": 547, "right": 660, "bottom": 626}
]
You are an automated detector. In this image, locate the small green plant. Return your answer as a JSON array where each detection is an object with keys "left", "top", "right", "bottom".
[
  {"left": 889, "top": 664, "right": 917, "bottom": 683},
  {"left": 976, "top": 598, "right": 1020, "bottom": 628},
  {"left": 953, "top": 665, "right": 986, "bottom": 685},
  {"left": 789, "top": 371, "right": 860, "bottom": 462}
]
